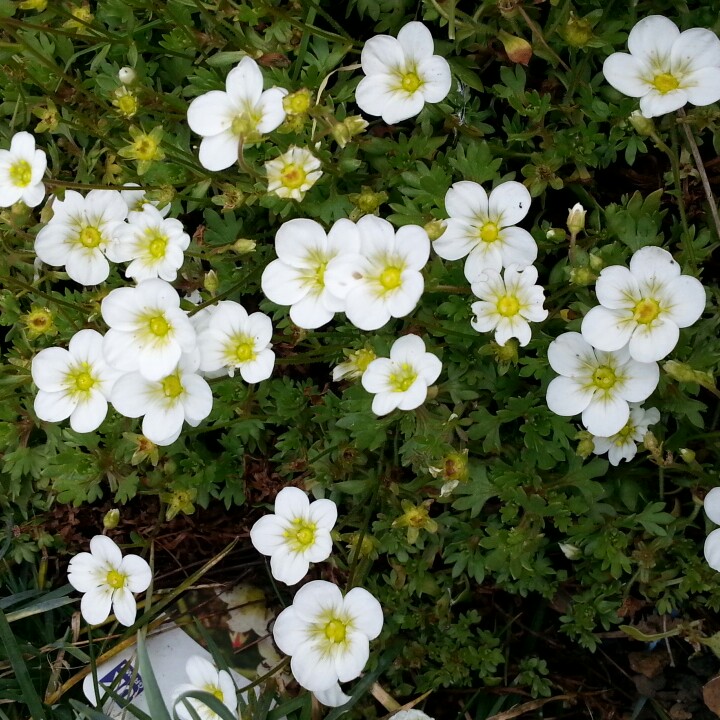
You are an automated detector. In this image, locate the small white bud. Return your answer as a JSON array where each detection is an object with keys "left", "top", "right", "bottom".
[
  {"left": 566, "top": 203, "right": 586, "bottom": 237},
  {"left": 559, "top": 542, "right": 582, "bottom": 560},
  {"left": 118, "top": 66, "right": 137, "bottom": 85}
]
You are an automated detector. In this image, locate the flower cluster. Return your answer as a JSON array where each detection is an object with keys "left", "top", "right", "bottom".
[
  {"left": 250, "top": 487, "right": 383, "bottom": 703},
  {"left": 546, "top": 246, "right": 705, "bottom": 452}
]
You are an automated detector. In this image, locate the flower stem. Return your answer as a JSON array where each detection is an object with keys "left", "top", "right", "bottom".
[
  {"left": 676, "top": 108, "right": 720, "bottom": 245},
  {"left": 667, "top": 126, "right": 694, "bottom": 269},
  {"left": 4, "top": 275, "right": 88, "bottom": 313}
]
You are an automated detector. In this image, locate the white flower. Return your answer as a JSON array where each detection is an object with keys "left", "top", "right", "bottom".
[
  {"left": 705, "top": 487, "right": 720, "bottom": 525},
  {"left": 603, "top": 15, "right": 720, "bottom": 118},
  {"left": 110, "top": 357, "right": 213, "bottom": 446},
  {"left": 273, "top": 580, "right": 383, "bottom": 692},
  {"left": 265, "top": 146, "right": 322, "bottom": 201},
  {"left": 0, "top": 131, "right": 46, "bottom": 208},
  {"left": 433, "top": 181, "right": 537, "bottom": 283},
  {"left": 173, "top": 656, "right": 238, "bottom": 720},
  {"left": 250, "top": 486, "right": 336, "bottom": 585},
  {"left": 470, "top": 265, "right": 548, "bottom": 346},
  {"left": 546, "top": 332, "right": 659, "bottom": 436},
  {"left": 315, "top": 683, "right": 352, "bottom": 708},
  {"left": 392, "top": 712, "right": 435, "bottom": 720},
  {"left": 581, "top": 246, "right": 706, "bottom": 363},
  {"left": 101, "top": 279, "right": 196, "bottom": 381},
  {"left": 187, "top": 56, "right": 287, "bottom": 171},
  {"left": 67, "top": 535, "right": 151, "bottom": 626},
  {"left": 591, "top": 403, "right": 661, "bottom": 466},
  {"left": 324, "top": 215, "right": 430, "bottom": 331},
  {"left": 705, "top": 530, "right": 720, "bottom": 572},
  {"left": 109, "top": 205, "right": 190, "bottom": 282},
  {"left": 120, "top": 183, "right": 170, "bottom": 216},
  {"left": 197, "top": 301, "right": 275, "bottom": 382},
  {"left": 355, "top": 22, "right": 451, "bottom": 124},
  {"left": 261, "top": 218, "right": 360, "bottom": 329},
  {"left": 31, "top": 329, "right": 121, "bottom": 433},
  {"left": 34, "top": 190, "right": 128, "bottom": 285},
  {"left": 361, "top": 334, "right": 442, "bottom": 416},
  {"left": 332, "top": 348, "right": 377, "bottom": 382}
]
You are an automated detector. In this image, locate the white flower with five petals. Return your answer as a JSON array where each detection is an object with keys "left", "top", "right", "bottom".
[
  {"left": 250, "top": 486, "right": 336, "bottom": 585},
  {"left": 591, "top": 403, "right": 661, "bottom": 466},
  {"left": 197, "top": 300, "right": 275, "bottom": 382},
  {"left": 355, "top": 22, "right": 451, "bottom": 124},
  {"left": 32, "top": 329, "right": 121, "bottom": 433},
  {"left": 603, "top": 15, "right": 720, "bottom": 118},
  {"left": 173, "top": 656, "right": 238, "bottom": 720},
  {"left": 361, "top": 334, "right": 442, "bottom": 416},
  {"left": 581, "top": 246, "right": 705, "bottom": 363},
  {"left": 261, "top": 218, "right": 360, "bottom": 329},
  {"left": 470, "top": 265, "right": 547, "bottom": 346},
  {"left": 0, "top": 131, "right": 47, "bottom": 208},
  {"left": 273, "top": 580, "right": 383, "bottom": 692},
  {"left": 433, "top": 181, "right": 537, "bottom": 282},
  {"left": 34, "top": 190, "right": 129, "bottom": 285},
  {"left": 265, "top": 146, "right": 322, "bottom": 201},
  {"left": 324, "top": 216, "right": 430, "bottom": 331},
  {"left": 187, "top": 57, "right": 287, "bottom": 171},
  {"left": 101, "top": 279, "right": 196, "bottom": 381},
  {"left": 67, "top": 535, "right": 151, "bottom": 627},
  {"left": 546, "top": 332, "right": 659, "bottom": 436}
]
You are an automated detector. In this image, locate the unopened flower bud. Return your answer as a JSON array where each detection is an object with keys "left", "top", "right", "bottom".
[
  {"left": 567, "top": 203, "right": 586, "bottom": 237},
  {"left": 569, "top": 266, "right": 597, "bottom": 286},
  {"left": 629, "top": 110, "right": 656, "bottom": 137},
  {"left": 493, "top": 338, "right": 518, "bottom": 364},
  {"left": 331, "top": 116, "right": 369, "bottom": 148},
  {"left": 233, "top": 238, "right": 256, "bottom": 254},
  {"left": 204, "top": 270, "right": 219, "bottom": 294},
  {"left": 283, "top": 88, "right": 311, "bottom": 115},
  {"left": 679, "top": 448, "right": 696, "bottom": 464},
  {"left": 663, "top": 360, "right": 714, "bottom": 387},
  {"left": 103, "top": 509, "right": 120, "bottom": 529},
  {"left": 588, "top": 253, "right": 604, "bottom": 271},
  {"left": 546, "top": 227, "right": 566, "bottom": 241},
  {"left": 118, "top": 66, "right": 137, "bottom": 85},
  {"left": 559, "top": 542, "right": 582, "bottom": 560},
  {"left": 424, "top": 219, "right": 446, "bottom": 241},
  {"left": 576, "top": 431, "right": 595, "bottom": 459},
  {"left": 498, "top": 29, "right": 532, "bottom": 65},
  {"left": 562, "top": 13, "right": 594, "bottom": 47}
]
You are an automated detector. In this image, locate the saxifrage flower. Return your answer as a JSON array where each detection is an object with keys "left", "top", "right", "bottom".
[
  {"left": 355, "top": 22, "right": 451, "bottom": 124},
  {"left": 581, "top": 246, "right": 706, "bottom": 362},
  {"left": 361, "top": 334, "right": 442, "bottom": 416},
  {"left": 32, "top": 329, "right": 121, "bottom": 433},
  {"left": 0, "top": 131, "right": 47, "bottom": 208},
  {"left": 173, "top": 656, "right": 238, "bottom": 720},
  {"left": 470, "top": 265, "right": 548, "bottom": 346},
  {"left": 433, "top": 181, "right": 537, "bottom": 282},
  {"left": 187, "top": 57, "right": 287, "bottom": 171},
  {"left": 250, "top": 486, "right": 337, "bottom": 585},
  {"left": 704, "top": 487, "right": 720, "bottom": 572},
  {"left": 273, "top": 580, "right": 384, "bottom": 692},
  {"left": 34, "top": 189, "right": 128, "bottom": 285},
  {"left": 67, "top": 535, "right": 151, "bottom": 626},
  {"left": 591, "top": 403, "right": 661, "bottom": 466},
  {"left": 265, "top": 146, "right": 322, "bottom": 201},
  {"left": 546, "top": 332, "right": 659, "bottom": 436},
  {"left": 603, "top": 15, "right": 720, "bottom": 118}
]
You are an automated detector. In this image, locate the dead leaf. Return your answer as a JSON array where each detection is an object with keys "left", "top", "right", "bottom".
[{"left": 703, "top": 675, "right": 720, "bottom": 716}]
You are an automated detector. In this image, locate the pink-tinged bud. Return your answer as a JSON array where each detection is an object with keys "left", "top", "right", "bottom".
[{"left": 498, "top": 30, "right": 532, "bottom": 65}]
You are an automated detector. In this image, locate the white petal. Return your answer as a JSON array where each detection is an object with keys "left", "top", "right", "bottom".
[
  {"left": 381, "top": 89, "right": 425, "bottom": 124},
  {"left": 488, "top": 181, "right": 531, "bottom": 226},
  {"left": 630, "top": 246, "right": 680, "bottom": 286},
  {"left": 273, "top": 607, "right": 306, "bottom": 655},
  {"left": 546, "top": 376, "right": 594, "bottom": 417},
  {"left": 239, "top": 348, "right": 275, "bottom": 383},
  {"left": 226, "top": 57, "right": 264, "bottom": 106},
  {"left": 292, "top": 580, "right": 343, "bottom": 623},
  {"left": 396, "top": 379, "right": 429, "bottom": 410},
  {"left": 581, "top": 394, "right": 629, "bottom": 436},
  {"left": 81, "top": 586, "right": 113, "bottom": 625},
  {"left": 120, "top": 554, "right": 152, "bottom": 592},
  {"left": 361, "top": 359, "right": 394, "bottom": 393},
  {"left": 498, "top": 226, "right": 537, "bottom": 268},
  {"left": 671, "top": 27, "right": 720, "bottom": 74},
  {"left": 547, "top": 332, "right": 596, "bottom": 377},
  {"left": 445, "top": 181, "right": 488, "bottom": 222},
  {"left": 198, "top": 131, "right": 240, "bottom": 172},
  {"left": 705, "top": 529, "right": 720, "bottom": 572},
  {"left": 345, "top": 286, "right": 391, "bottom": 331},
  {"left": 111, "top": 373, "right": 153, "bottom": 418},
  {"left": 603, "top": 53, "right": 650, "bottom": 97},
  {"left": 581, "top": 306, "right": 634, "bottom": 352},
  {"left": 627, "top": 319, "right": 679, "bottom": 362},
  {"left": 32, "top": 347, "right": 71, "bottom": 391},
  {"left": 21, "top": 182, "right": 46, "bottom": 208},
  {"left": 595, "top": 265, "right": 639, "bottom": 308},
  {"left": 180, "top": 374, "right": 213, "bottom": 426},
  {"left": 34, "top": 390, "right": 76, "bottom": 423},
  {"left": 705, "top": 487, "right": 720, "bottom": 525},
  {"left": 65, "top": 249, "right": 110, "bottom": 286},
  {"left": 628, "top": 16, "right": 679, "bottom": 66},
  {"left": 68, "top": 552, "right": 104, "bottom": 592},
  {"left": 385, "top": 271, "right": 424, "bottom": 319},
  {"left": 683, "top": 67, "right": 720, "bottom": 107},
  {"left": 289, "top": 293, "right": 335, "bottom": 329},
  {"left": 639, "top": 89, "right": 687, "bottom": 118},
  {"left": 309, "top": 499, "right": 338, "bottom": 531},
  {"left": 395, "top": 225, "right": 430, "bottom": 270},
  {"left": 112, "top": 587, "right": 138, "bottom": 626},
  {"left": 433, "top": 219, "right": 476, "bottom": 260},
  {"left": 371, "top": 391, "right": 402, "bottom": 416},
  {"left": 418, "top": 55, "right": 452, "bottom": 103},
  {"left": 186, "top": 656, "right": 220, "bottom": 688},
  {"left": 261, "top": 260, "right": 308, "bottom": 306},
  {"left": 361, "top": 35, "right": 403, "bottom": 75},
  {"left": 274, "top": 486, "right": 310, "bottom": 519},
  {"left": 90, "top": 535, "right": 122, "bottom": 566},
  {"left": 304, "top": 532, "right": 333, "bottom": 563},
  {"left": 256, "top": 88, "right": 287, "bottom": 133},
  {"left": 335, "top": 631, "right": 370, "bottom": 683},
  {"left": 68, "top": 328, "right": 105, "bottom": 365},
  {"left": 270, "top": 550, "right": 310, "bottom": 585},
  {"left": 663, "top": 275, "right": 706, "bottom": 327},
  {"left": 618, "top": 358, "right": 659, "bottom": 402},
  {"left": 389, "top": 334, "right": 427, "bottom": 364},
  {"left": 142, "top": 405, "right": 185, "bottom": 445},
  {"left": 70, "top": 392, "right": 108, "bottom": 433},
  {"left": 187, "top": 91, "right": 234, "bottom": 136},
  {"left": 290, "top": 642, "right": 338, "bottom": 692},
  {"left": 397, "top": 22, "right": 434, "bottom": 64},
  {"left": 250, "top": 515, "right": 288, "bottom": 556},
  {"left": 315, "top": 684, "right": 352, "bottom": 708},
  {"left": 343, "top": 587, "right": 384, "bottom": 639}
]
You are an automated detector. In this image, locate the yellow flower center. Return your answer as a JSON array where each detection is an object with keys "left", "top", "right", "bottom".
[
  {"left": 633, "top": 297, "right": 660, "bottom": 324},
  {"left": 496, "top": 295, "right": 520, "bottom": 317},
  {"left": 134, "top": 135, "right": 159, "bottom": 161},
  {"left": 280, "top": 163, "right": 307, "bottom": 190},
  {"left": 284, "top": 517, "right": 317, "bottom": 552},
  {"left": 9, "top": 160, "right": 32, "bottom": 187},
  {"left": 592, "top": 366, "right": 616, "bottom": 390},
  {"left": 148, "top": 315, "right": 170, "bottom": 337},
  {"left": 66, "top": 364, "right": 96, "bottom": 394},
  {"left": 324, "top": 618, "right": 347, "bottom": 643},
  {"left": 286, "top": 92, "right": 310, "bottom": 114},
  {"left": 145, "top": 231, "right": 168, "bottom": 259},
  {"left": 401, "top": 72, "right": 421, "bottom": 93},
  {"left": 234, "top": 340, "right": 256, "bottom": 363},
  {"left": 116, "top": 93, "right": 138, "bottom": 116},
  {"left": 79, "top": 226, "right": 103, "bottom": 249},
  {"left": 615, "top": 422, "right": 635, "bottom": 444},
  {"left": 379, "top": 266, "right": 402, "bottom": 290},
  {"left": 652, "top": 73, "right": 679, "bottom": 94},
  {"left": 231, "top": 112, "right": 260, "bottom": 137},
  {"left": 389, "top": 363, "right": 417, "bottom": 392},
  {"left": 161, "top": 374, "right": 184, "bottom": 398},
  {"left": 480, "top": 222, "right": 499, "bottom": 243},
  {"left": 106, "top": 569, "right": 126, "bottom": 590}
]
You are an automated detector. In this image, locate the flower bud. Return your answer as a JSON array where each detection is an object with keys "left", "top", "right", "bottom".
[
  {"left": 561, "top": 13, "right": 594, "bottom": 47},
  {"left": 566, "top": 203, "right": 586, "bottom": 237},
  {"left": 663, "top": 360, "right": 714, "bottom": 387},
  {"left": 498, "top": 29, "right": 532, "bottom": 65},
  {"left": 559, "top": 542, "right": 582, "bottom": 560},
  {"left": 588, "top": 253, "right": 604, "bottom": 271},
  {"left": 424, "top": 219, "right": 446, "bottom": 241},
  {"left": 103, "top": 508, "right": 120, "bottom": 530},
  {"left": 118, "top": 66, "right": 137, "bottom": 85},
  {"left": 628, "top": 110, "right": 656, "bottom": 137},
  {"left": 546, "top": 227, "right": 566, "bottom": 241},
  {"left": 283, "top": 88, "right": 311, "bottom": 115},
  {"left": 204, "top": 270, "right": 219, "bottom": 294},
  {"left": 331, "top": 116, "right": 369, "bottom": 148},
  {"left": 576, "top": 432, "right": 595, "bottom": 459},
  {"left": 679, "top": 448, "right": 696, "bottom": 464},
  {"left": 349, "top": 186, "right": 387, "bottom": 215},
  {"left": 569, "top": 266, "right": 597, "bottom": 286},
  {"left": 22, "top": 307, "right": 55, "bottom": 338},
  {"left": 230, "top": 238, "right": 255, "bottom": 254}
]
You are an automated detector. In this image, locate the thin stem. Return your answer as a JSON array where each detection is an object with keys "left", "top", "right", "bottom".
[
  {"left": 517, "top": 6, "right": 571, "bottom": 72},
  {"left": 3, "top": 276, "right": 88, "bottom": 312},
  {"left": 677, "top": 108, "right": 720, "bottom": 245},
  {"left": 667, "top": 125, "right": 694, "bottom": 269}
]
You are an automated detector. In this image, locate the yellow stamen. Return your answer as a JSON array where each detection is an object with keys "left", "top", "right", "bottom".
[
  {"left": 389, "top": 363, "right": 417, "bottom": 392},
  {"left": 496, "top": 295, "right": 520, "bottom": 317},
  {"left": 283, "top": 518, "right": 317, "bottom": 552},
  {"left": 652, "top": 73, "right": 679, "bottom": 94},
  {"left": 401, "top": 72, "right": 421, "bottom": 93},
  {"left": 324, "top": 619, "right": 347, "bottom": 643},
  {"left": 161, "top": 374, "right": 183, "bottom": 398},
  {"left": 480, "top": 222, "right": 499, "bottom": 243},
  {"left": 592, "top": 366, "right": 616, "bottom": 390},
  {"left": 79, "top": 226, "right": 102, "bottom": 249},
  {"left": 106, "top": 569, "right": 126, "bottom": 589},
  {"left": 9, "top": 160, "right": 32, "bottom": 187},
  {"left": 633, "top": 297, "right": 660, "bottom": 324},
  {"left": 148, "top": 315, "right": 170, "bottom": 337},
  {"left": 379, "top": 267, "right": 402, "bottom": 290},
  {"left": 280, "top": 163, "right": 307, "bottom": 190}
]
